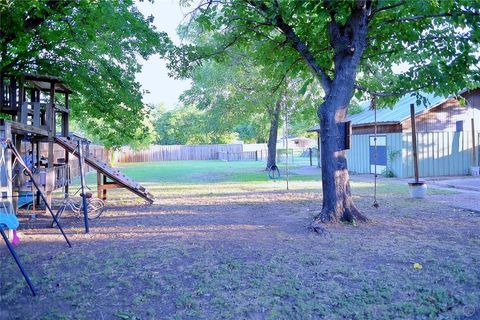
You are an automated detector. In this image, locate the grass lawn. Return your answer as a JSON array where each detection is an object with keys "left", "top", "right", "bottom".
[{"left": 1, "top": 160, "right": 479, "bottom": 319}]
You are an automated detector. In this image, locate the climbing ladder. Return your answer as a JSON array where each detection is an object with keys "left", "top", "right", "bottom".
[{"left": 54, "top": 137, "right": 154, "bottom": 204}]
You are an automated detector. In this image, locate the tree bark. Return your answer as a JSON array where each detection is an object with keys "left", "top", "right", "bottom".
[
  {"left": 314, "top": 97, "right": 367, "bottom": 225},
  {"left": 311, "top": 1, "right": 372, "bottom": 226},
  {"left": 266, "top": 98, "right": 282, "bottom": 169}
]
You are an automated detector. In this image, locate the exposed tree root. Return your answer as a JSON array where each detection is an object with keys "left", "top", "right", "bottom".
[
  {"left": 309, "top": 219, "right": 330, "bottom": 236},
  {"left": 311, "top": 205, "right": 368, "bottom": 232},
  {"left": 341, "top": 206, "right": 368, "bottom": 223}
]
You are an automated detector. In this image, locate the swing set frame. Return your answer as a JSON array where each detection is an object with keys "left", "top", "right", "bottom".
[{"left": 1, "top": 139, "right": 71, "bottom": 296}]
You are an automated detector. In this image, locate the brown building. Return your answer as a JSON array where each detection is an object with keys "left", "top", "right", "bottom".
[
  {"left": 308, "top": 89, "right": 480, "bottom": 135},
  {"left": 307, "top": 89, "right": 480, "bottom": 177}
]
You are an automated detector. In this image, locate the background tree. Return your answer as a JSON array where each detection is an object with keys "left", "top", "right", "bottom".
[
  {"left": 167, "top": 0, "right": 480, "bottom": 228},
  {"left": 0, "top": 0, "right": 167, "bottom": 148},
  {"left": 181, "top": 47, "right": 320, "bottom": 169},
  {"left": 153, "top": 104, "right": 238, "bottom": 145}
]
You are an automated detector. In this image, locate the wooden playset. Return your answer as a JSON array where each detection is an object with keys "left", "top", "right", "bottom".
[{"left": 0, "top": 73, "right": 154, "bottom": 295}]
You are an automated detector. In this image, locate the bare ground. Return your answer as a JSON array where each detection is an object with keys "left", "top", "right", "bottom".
[{"left": 1, "top": 179, "right": 479, "bottom": 320}]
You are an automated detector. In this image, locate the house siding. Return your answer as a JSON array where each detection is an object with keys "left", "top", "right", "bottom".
[
  {"left": 348, "top": 131, "right": 479, "bottom": 178},
  {"left": 352, "top": 123, "right": 402, "bottom": 135},
  {"left": 402, "top": 98, "right": 480, "bottom": 133},
  {"left": 463, "top": 88, "right": 480, "bottom": 108}
]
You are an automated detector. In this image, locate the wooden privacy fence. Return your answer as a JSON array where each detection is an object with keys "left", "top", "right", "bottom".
[
  {"left": 348, "top": 131, "right": 480, "bottom": 178},
  {"left": 115, "top": 144, "right": 316, "bottom": 164},
  {"left": 218, "top": 150, "right": 263, "bottom": 161},
  {"left": 115, "top": 144, "right": 244, "bottom": 162}
]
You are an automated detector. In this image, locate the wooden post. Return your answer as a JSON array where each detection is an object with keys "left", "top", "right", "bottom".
[
  {"left": 255, "top": 150, "right": 258, "bottom": 161},
  {"left": 64, "top": 94, "right": 70, "bottom": 195},
  {"left": 97, "top": 172, "right": 108, "bottom": 200},
  {"left": 309, "top": 148, "right": 312, "bottom": 166},
  {"left": 46, "top": 82, "right": 56, "bottom": 208},
  {"left": 35, "top": 142, "right": 40, "bottom": 207},
  {"left": 62, "top": 93, "right": 69, "bottom": 137},
  {"left": 97, "top": 172, "right": 103, "bottom": 199},
  {"left": 410, "top": 104, "right": 420, "bottom": 182},
  {"left": 0, "top": 73, "right": 4, "bottom": 110},
  {"left": 0, "top": 121, "right": 14, "bottom": 213},
  {"left": 472, "top": 118, "right": 477, "bottom": 166},
  {"left": 18, "top": 78, "right": 25, "bottom": 124},
  {"left": 12, "top": 135, "right": 22, "bottom": 211},
  {"left": 9, "top": 76, "right": 16, "bottom": 116}
]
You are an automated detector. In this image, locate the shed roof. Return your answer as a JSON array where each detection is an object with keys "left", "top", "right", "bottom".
[{"left": 307, "top": 92, "right": 448, "bottom": 132}]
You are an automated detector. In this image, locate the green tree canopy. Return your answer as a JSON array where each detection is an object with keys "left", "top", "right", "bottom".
[
  {"left": 0, "top": 0, "right": 168, "bottom": 148},
  {"left": 153, "top": 104, "right": 238, "bottom": 145}
]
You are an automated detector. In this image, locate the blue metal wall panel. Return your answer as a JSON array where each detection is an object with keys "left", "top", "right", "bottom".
[{"left": 348, "top": 131, "right": 479, "bottom": 178}]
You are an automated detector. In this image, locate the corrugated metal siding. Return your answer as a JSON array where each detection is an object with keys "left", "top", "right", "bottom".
[
  {"left": 388, "top": 133, "right": 403, "bottom": 177},
  {"left": 348, "top": 131, "right": 479, "bottom": 178},
  {"left": 348, "top": 134, "right": 370, "bottom": 174}
]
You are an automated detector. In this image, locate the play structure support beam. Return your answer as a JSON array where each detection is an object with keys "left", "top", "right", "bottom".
[{"left": 97, "top": 172, "right": 121, "bottom": 200}]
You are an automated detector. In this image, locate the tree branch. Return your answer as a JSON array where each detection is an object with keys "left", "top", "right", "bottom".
[
  {"left": 369, "top": 1, "right": 405, "bottom": 18},
  {"left": 385, "top": 11, "right": 479, "bottom": 24},
  {"left": 245, "top": 0, "right": 332, "bottom": 95},
  {"left": 270, "top": 57, "right": 302, "bottom": 94},
  {"left": 354, "top": 84, "right": 427, "bottom": 97}
]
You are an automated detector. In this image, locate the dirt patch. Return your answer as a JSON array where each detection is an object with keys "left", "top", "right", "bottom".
[{"left": 1, "top": 179, "right": 479, "bottom": 319}]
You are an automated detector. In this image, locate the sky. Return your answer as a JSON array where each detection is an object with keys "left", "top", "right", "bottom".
[{"left": 135, "top": 0, "right": 191, "bottom": 108}]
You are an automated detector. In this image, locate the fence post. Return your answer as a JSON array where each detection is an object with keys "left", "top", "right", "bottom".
[
  {"left": 255, "top": 150, "right": 258, "bottom": 161},
  {"left": 309, "top": 148, "right": 312, "bottom": 166}
]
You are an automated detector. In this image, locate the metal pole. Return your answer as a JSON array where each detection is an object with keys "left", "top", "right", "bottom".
[
  {"left": 285, "top": 108, "right": 289, "bottom": 191},
  {"left": 0, "top": 228, "right": 37, "bottom": 296},
  {"left": 472, "top": 118, "right": 476, "bottom": 166},
  {"left": 78, "top": 141, "right": 89, "bottom": 233},
  {"left": 410, "top": 104, "right": 420, "bottom": 182}
]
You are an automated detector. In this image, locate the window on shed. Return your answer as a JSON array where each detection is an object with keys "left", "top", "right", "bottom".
[{"left": 456, "top": 120, "right": 464, "bottom": 132}]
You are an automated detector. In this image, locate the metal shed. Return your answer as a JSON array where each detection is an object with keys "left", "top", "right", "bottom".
[{"left": 308, "top": 89, "right": 480, "bottom": 177}]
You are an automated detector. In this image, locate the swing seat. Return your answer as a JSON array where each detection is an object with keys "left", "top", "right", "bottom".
[
  {"left": 0, "top": 212, "right": 19, "bottom": 230},
  {"left": 81, "top": 192, "right": 93, "bottom": 199}
]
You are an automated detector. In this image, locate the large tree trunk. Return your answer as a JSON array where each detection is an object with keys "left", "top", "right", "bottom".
[
  {"left": 314, "top": 95, "right": 367, "bottom": 224},
  {"left": 311, "top": 2, "right": 371, "bottom": 226},
  {"left": 266, "top": 98, "right": 282, "bottom": 170}
]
